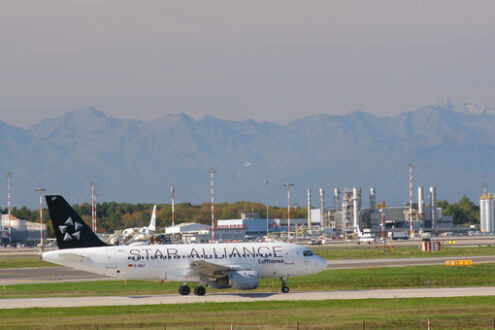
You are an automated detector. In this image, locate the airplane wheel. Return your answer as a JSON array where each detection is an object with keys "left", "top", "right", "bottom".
[
  {"left": 194, "top": 286, "right": 206, "bottom": 296},
  {"left": 178, "top": 285, "right": 190, "bottom": 295},
  {"left": 281, "top": 286, "right": 289, "bottom": 293}
]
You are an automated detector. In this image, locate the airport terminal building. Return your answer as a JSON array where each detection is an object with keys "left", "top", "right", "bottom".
[{"left": 0, "top": 214, "right": 47, "bottom": 247}]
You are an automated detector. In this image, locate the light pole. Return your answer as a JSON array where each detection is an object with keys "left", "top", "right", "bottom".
[
  {"left": 171, "top": 186, "right": 175, "bottom": 227},
  {"left": 283, "top": 183, "right": 294, "bottom": 238},
  {"left": 209, "top": 168, "right": 215, "bottom": 242},
  {"left": 408, "top": 163, "right": 415, "bottom": 238},
  {"left": 6, "top": 172, "right": 12, "bottom": 245},
  {"left": 91, "top": 181, "right": 97, "bottom": 233},
  {"left": 35, "top": 188, "right": 46, "bottom": 250},
  {"left": 264, "top": 180, "right": 269, "bottom": 237}
]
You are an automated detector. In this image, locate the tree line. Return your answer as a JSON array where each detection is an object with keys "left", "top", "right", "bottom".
[
  {"left": 3, "top": 201, "right": 307, "bottom": 237},
  {"left": 437, "top": 195, "right": 480, "bottom": 226}
]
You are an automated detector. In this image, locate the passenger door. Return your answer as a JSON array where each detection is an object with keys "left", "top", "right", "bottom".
[
  {"left": 106, "top": 247, "right": 117, "bottom": 269},
  {"left": 284, "top": 249, "right": 294, "bottom": 265}
]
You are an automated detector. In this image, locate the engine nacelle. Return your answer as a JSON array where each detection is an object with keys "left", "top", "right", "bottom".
[{"left": 209, "top": 270, "right": 259, "bottom": 290}]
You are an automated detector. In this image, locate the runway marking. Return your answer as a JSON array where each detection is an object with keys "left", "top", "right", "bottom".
[{"left": 2, "top": 287, "right": 495, "bottom": 309}]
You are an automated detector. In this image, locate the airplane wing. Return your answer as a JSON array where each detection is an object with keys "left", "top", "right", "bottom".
[{"left": 190, "top": 260, "right": 248, "bottom": 278}]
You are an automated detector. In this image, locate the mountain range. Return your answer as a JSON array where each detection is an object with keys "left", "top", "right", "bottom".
[{"left": 1, "top": 100, "right": 494, "bottom": 209}]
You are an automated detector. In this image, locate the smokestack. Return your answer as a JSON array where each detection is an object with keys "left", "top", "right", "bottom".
[
  {"left": 418, "top": 187, "right": 424, "bottom": 221},
  {"left": 369, "top": 187, "right": 376, "bottom": 210},
  {"left": 408, "top": 163, "right": 415, "bottom": 238},
  {"left": 307, "top": 188, "right": 312, "bottom": 229},
  {"left": 319, "top": 188, "right": 325, "bottom": 227},
  {"left": 334, "top": 188, "right": 340, "bottom": 212},
  {"left": 353, "top": 187, "right": 359, "bottom": 233},
  {"left": 358, "top": 187, "right": 362, "bottom": 211},
  {"left": 429, "top": 186, "right": 437, "bottom": 228}
]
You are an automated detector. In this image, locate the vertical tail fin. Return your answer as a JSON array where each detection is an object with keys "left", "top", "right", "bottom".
[
  {"left": 45, "top": 195, "right": 107, "bottom": 249},
  {"left": 148, "top": 204, "right": 157, "bottom": 231}
]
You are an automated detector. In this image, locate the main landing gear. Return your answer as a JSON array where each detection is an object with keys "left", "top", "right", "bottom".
[
  {"left": 193, "top": 285, "right": 206, "bottom": 296},
  {"left": 178, "top": 284, "right": 190, "bottom": 295},
  {"left": 178, "top": 284, "right": 206, "bottom": 296},
  {"left": 280, "top": 276, "right": 290, "bottom": 293}
]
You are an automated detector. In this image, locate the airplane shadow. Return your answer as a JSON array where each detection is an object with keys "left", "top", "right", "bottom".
[
  {"left": 127, "top": 296, "right": 154, "bottom": 299},
  {"left": 125, "top": 292, "right": 280, "bottom": 299},
  {"left": 230, "top": 292, "right": 278, "bottom": 298}
]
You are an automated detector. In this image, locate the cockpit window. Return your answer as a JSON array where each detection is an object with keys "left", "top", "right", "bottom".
[{"left": 303, "top": 250, "right": 313, "bottom": 256}]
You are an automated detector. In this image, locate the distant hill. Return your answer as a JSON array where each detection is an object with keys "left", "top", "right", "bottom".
[{"left": 1, "top": 100, "right": 494, "bottom": 208}]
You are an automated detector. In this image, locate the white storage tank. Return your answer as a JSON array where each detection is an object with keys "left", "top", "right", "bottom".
[{"left": 480, "top": 193, "right": 495, "bottom": 233}]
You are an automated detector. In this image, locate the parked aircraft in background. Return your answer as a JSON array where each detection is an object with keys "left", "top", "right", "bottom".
[
  {"left": 107, "top": 204, "right": 157, "bottom": 245},
  {"left": 356, "top": 225, "right": 376, "bottom": 243},
  {"left": 42, "top": 195, "right": 327, "bottom": 296}
]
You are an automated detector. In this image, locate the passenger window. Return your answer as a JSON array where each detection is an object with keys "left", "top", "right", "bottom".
[{"left": 303, "top": 250, "right": 313, "bottom": 256}]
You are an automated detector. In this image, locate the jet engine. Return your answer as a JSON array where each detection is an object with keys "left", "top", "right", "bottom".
[{"left": 209, "top": 269, "right": 259, "bottom": 290}]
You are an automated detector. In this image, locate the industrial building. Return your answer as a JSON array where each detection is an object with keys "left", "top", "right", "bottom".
[
  {"left": 217, "top": 212, "right": 307, "bottom": 238},
  {"left": 307, "top": 186, "right": 455, "bottom": 237},
  {"left": 164, "top": 222, "right": 248, "bottom": 243},
  {"left": 165, "top": 223, "right": 212, "bottom": 243},
  {"left": 0, "top": 214, "right": 47, "bottom": 247}
]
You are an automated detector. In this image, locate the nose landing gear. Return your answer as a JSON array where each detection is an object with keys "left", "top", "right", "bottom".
[{"left": 280, "top": 276, "right": 290, "bottom": 293}]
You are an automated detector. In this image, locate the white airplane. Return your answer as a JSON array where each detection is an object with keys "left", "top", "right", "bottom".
[
  {"left": 106, "top": 205, "right": 157, "bottom": 245},
  {"left": 356, "top": 225, "right": 376, "bottom": 243},
  {"left": 121, "top": 204, "right": 157, "bottom": 244},
  {"left": 42, "top": 195, "right": 327, "bottom": 295}
]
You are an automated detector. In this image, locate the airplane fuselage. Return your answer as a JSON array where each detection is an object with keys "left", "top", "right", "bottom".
[{"left": 42, "top": 242, "right": 327, "bottom": 283}]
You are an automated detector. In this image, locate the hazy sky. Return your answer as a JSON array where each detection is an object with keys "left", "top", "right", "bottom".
[{"left": 2, "top": 1, "right": 495, "bottom": 128}]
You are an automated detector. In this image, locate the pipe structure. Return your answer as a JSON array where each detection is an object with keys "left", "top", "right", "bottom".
[
  {"left": 369, "top": 187, "right": 376, "bottom": 210},
  {"left": 358, "top": 187, "right": 362, "bottom": 211},
  {"left": 352, "top": 187, "right": 359, "bottom": 234},
  {"left": 429, "top": 186, "right": 437, "bottom": 228},
  {"left": 418, "top": 186, "right": 425, "bottom": 223},
  {"left": 334, "top": 188, "right": 340, "bottom": 212}
]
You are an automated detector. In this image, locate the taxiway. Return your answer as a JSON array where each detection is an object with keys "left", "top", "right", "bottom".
[{"left": 1, "top": 287, "right": 495, "bottom": 309}]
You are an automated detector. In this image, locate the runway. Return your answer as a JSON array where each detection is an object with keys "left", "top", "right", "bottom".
[
  {"left": 2, "top": 255, "right": 495, "bottom": 284},
  {"left": 2, "top": 287, "right": 495, "bottom": 309}
]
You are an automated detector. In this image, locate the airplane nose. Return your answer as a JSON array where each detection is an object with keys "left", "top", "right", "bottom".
[{"left": 317, "top": 256, "right": 327, "bottom": 271}]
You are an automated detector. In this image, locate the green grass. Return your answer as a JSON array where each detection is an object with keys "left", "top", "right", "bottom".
[
  {"left": 311, "top": 244, "right": 495, "bottom": 259},
  {"left": 1, "top": 297, "right": 495, "bottom": 329},
  {"left": 3, "top": 263, "right": 495, "bottom": 299},
  {"left": 0, "top": 255, "right": 57, "bottom": 268}
]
